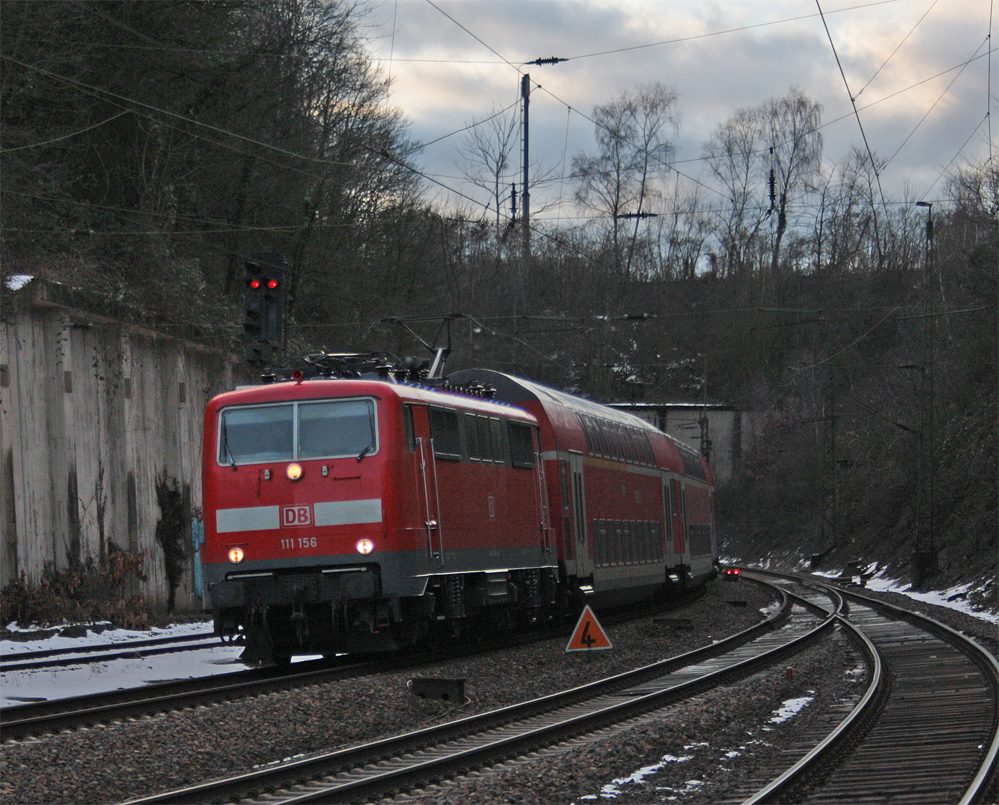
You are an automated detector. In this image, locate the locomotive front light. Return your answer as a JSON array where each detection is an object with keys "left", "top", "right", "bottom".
[
  {"left": 286, "top": 463, "right": 303, "bottom": 481},
  {"left": 356, "top": 538, "right": 375, "bottom": 555},
  {"left": 228, "top": 547, "right": 245, "bottom": 563}
]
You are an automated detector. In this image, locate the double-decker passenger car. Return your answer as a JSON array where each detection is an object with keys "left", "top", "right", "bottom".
[
  {"left": 201, "top": 366, "right": 716, "bottom": 662},
  {"left": 448, "top": 370, "right": 718, "bottom": 602}
]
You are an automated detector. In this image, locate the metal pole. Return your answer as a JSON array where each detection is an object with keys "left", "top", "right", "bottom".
[
  {"left": 521, "top": 73, "right": 531, "bottom": 260},
  {"left": 914, "top": 201, "right": 937, "bottom": 585}
]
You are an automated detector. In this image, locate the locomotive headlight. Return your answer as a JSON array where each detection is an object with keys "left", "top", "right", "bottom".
[
  {"left": 356, "top": 539, "right": 375, "bottom": 555},
  {"left": 228, "top": 547, "right": 245, "bottom": 563},
  {"left": 286, "top": 463, "right": 303, "bottom": 481}
]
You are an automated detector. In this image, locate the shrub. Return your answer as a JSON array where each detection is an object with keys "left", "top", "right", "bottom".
[{"left": 0, "top": 547, "right": 152, "bottom": 629}]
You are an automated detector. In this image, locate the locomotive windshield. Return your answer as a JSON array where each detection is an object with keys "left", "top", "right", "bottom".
[{"left": 218, "top": 398, "right": 376, "bottom": 465}]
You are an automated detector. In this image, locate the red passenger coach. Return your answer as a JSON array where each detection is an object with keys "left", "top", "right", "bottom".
[
  {"left": 449, "top": 370, "right": 718, "bottom": 605},
  {"left": 202, "top": 376, "right": 556, "bottom": 662}
]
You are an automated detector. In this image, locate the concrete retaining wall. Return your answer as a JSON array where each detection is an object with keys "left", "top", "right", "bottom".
[{"left": 1, "top": 279, "right": 244, "bottom": 615}]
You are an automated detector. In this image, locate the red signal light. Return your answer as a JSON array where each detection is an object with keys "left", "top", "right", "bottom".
[
  {"left": 266, "top": 278, "right": 279, "bottom": 289},
  {"left": 249, "top": 279, "right": 262, "bottom": 289}
]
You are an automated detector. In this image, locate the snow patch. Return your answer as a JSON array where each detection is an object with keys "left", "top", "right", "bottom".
[
  {"left": 769, "top": 694, "right": 813, "bottom": 724},
  {"left": 1, "top": 621, "right": 249, "bottom": 706}
]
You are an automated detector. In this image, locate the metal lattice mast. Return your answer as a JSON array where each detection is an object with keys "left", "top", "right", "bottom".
[
  {"left": 820, "top": 358, "right": 839, "bottom": 551},
  {"left": 914, "top": 201, "right": 938, "bottom": 586}
]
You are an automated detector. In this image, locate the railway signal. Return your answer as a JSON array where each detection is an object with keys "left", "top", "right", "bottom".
[{"left": 243, "top": 254, "right": 284, "bottom": 366}]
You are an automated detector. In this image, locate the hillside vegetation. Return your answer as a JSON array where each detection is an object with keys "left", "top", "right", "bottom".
[{"left": 2, "top": 1, "right": 995, "bottom": 607}]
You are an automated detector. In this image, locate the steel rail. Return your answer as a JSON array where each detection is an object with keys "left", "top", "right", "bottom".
[
  {"left": 842, "top": 584, "right": 999, "bottom": 805},
  {"left": 119, "top": 581, "right": 845, "bottom": 805},
  {"left": 1, "top": 657, "right": 376, "bottom": 740},
  {"left": 738, "top": 568, "right": 999, "bottom": 805},
  {"left": 1, "top": 632, "right": 220, "bottom": 672},
  {"left": 739, "top": 574, "right": 883, "bottom": 805},
  {"left": 2, "top": 588, "right": 708, "bottom": 739}
]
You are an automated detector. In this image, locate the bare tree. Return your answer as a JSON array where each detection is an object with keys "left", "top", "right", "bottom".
[
  {"left": 572, "top": 83, "right": 680, "bottom": 278},
  {"left": 649, "top": 179, "right": 711, "bottom": 280},
  {"left": 702, "top": 105, "right": 766, "bottom": 278},
  {"left": 702, "top": 88, "right": 823, "bottom": 280},
  {"left": 762, "top": 88, "right": 823, "bottom": 276},
  {"left": 457, "top": 105, "right": 519, "bottom": 250}
]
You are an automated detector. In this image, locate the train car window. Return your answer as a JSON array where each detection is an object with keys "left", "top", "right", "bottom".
[
  {"left": 464, "top": 413, "right": 481, "bottom": 460},
  {"left": 404, "top": 406, "right": 416, "bottom": 453},
  {"left": 509, "top": 422, "right": 535, "bottom": 468},
  {"left": 613, "top": 425, "right": 626, "bottom": 461},
  {"left": 619, "top": 426, "right": 631, "bottom": 462},
  {"left": 633, "top": 432, "right": 644, "bottom": 465},
  {"left": 429, "top": 407, "right": 461, "bottom": 459},
  {"left": 489, "top": 418, "right": 504, "bottom": 462},
  {"left": 594, "top": 420, "right": 610, "bottom": 458},
  {"left": 602, "top": 423, "right": 616, "bottom": 459},
  {"left": 592, "top": 417, "right": 604, "bottom": 456},
  {"left": 691, "top": 524, "right": 712, "bottom": 556},
  {"left": 662, "top": 484, "right": 674, "bottom": 545},
  {"left": 578, "top": 415, "right": 595, "bottom": 455},
  {"left": 475, "top": 416, "right": 492, "bottom": 461},
  {"left": 641, "top": 433, "right": 655, "bottom": 465},
  {"left": 634, "top": 429, "right": 651, "bottom": 465},
  {"left": 677, "top": 443, "right": 708, "bottom": 481},
  {"left": 219, "top": 404, "right": 293, "bottom": 464},
  {"left": 604, "top": 422, "right": 616, "bottom": 459},
  {"left": 615, "top": 425, "right": 630, "bottom": 462},
  {"left": 622, "top": 428, "right": 636, "bottom": 463},
  {"left": 591, "top": 417, "right": 603, "bottom": 456},
  {"left": 298, "top": 399, "right": 375, "bottom": 459}
]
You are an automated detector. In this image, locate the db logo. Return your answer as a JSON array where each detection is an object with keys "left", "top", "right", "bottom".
[{"left": 282, "top": 505, "right": 312, "bottom": 527}]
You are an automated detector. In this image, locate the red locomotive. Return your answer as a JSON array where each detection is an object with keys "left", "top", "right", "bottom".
[{"left": 201, "top": 359, "right": 717, "bottom": 662}]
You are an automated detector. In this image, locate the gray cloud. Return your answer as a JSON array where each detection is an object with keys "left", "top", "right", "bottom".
[{"left": 369, "top": 0, "right": 994, "bottom": 215}]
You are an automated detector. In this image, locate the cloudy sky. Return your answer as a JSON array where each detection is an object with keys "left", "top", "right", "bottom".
[{"left": 363, "top": 0, "right": 995, "bottom": 222}]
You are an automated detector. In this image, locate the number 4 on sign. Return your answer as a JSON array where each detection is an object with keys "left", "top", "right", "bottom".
[{"left": 565, "top": 605, "right": 612, "bottom": 652}]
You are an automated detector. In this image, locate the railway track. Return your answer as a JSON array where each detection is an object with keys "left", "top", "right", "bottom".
[
  {"left": 0, "top": 654, "right": 400, "bottom": 742},
  {"left": 119, "top": 578, "right": 826, "bottom": 804},
  {"left": 2, "top": 589, "right": 710, "bottom": 742},
  {"left": 14, "top": 574, "right": 990, "bottom": 804},
  {"left": 725, "top": 569, "right": 999, "bottom": 805},
  {"left": 1, "top": 631, "right": 220, "bottom": 672},
  {"left": 113, "top": 572, "right": 997, "bottom": 805}
]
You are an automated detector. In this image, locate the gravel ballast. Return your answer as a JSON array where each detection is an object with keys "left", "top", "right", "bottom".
[{"left": 1, "top": 576, "right": 992, "bottom": 805}]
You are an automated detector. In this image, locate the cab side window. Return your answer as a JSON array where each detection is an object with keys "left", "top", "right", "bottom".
[{"left": 429, "top": 407, "right": 461, "bottom": 459}]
